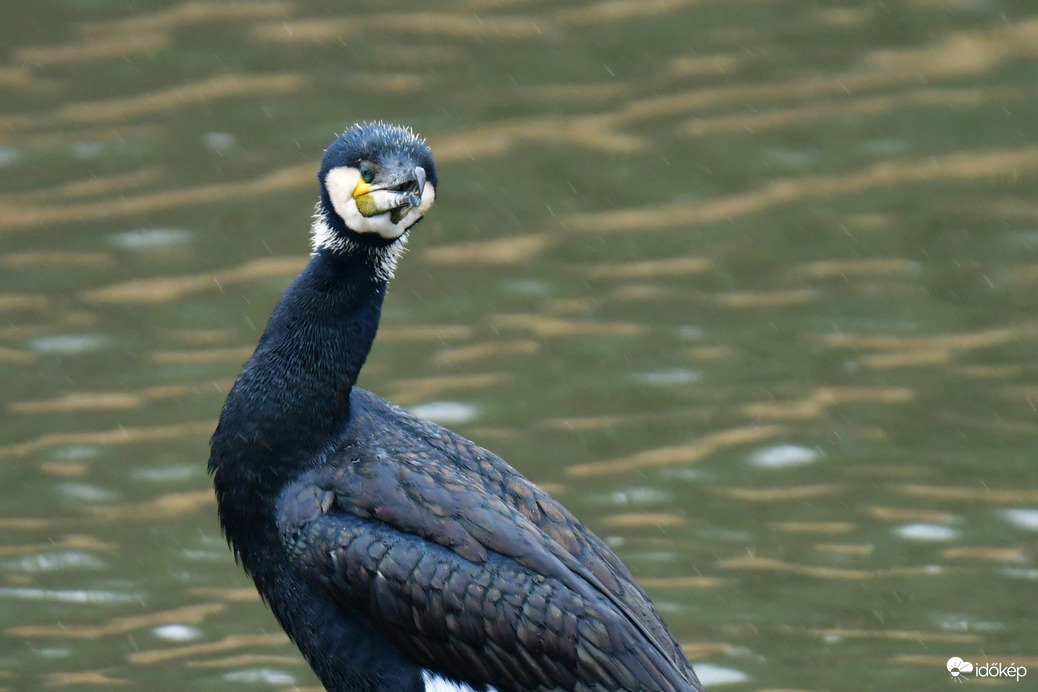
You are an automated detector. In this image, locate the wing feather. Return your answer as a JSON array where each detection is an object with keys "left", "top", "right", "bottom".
[{"left": 276, "top": 389, "right": 702, "bottom": 692}]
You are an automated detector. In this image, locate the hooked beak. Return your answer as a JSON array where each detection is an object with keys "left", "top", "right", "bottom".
[{"left": 353, "top": 166, "right": 427, "bottom": 223}]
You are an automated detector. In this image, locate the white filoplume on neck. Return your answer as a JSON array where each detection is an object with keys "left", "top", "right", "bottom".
[{"left": 308, "top": 214, "right": 409, "bottom": 282}]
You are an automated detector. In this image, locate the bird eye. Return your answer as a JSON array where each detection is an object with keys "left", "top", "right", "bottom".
[{"left": 359, "top": 163, "right": 375, "bottom": 184}]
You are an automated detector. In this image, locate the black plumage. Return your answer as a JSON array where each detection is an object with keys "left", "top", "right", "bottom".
[{"left": 209, "top": 123, "right": 704, "bottom": 692}]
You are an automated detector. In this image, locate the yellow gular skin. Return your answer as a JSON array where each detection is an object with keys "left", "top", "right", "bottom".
[
  {"left": 352, "top": 178, "right": 377, "bottom": 217},
  {"left": 353, "top": 178, "right": 414, "bottom": 222}
]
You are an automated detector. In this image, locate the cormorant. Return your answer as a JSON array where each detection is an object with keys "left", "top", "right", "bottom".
[{"left": 209, "top": 122, "right": 704, "bottom": 692}]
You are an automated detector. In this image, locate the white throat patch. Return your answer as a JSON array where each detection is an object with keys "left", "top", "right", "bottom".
[{"left": 324, "top": 166, "right": 436, "bottom": 240}]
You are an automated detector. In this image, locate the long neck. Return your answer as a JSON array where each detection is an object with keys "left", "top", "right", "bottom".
[
  {"left": 209, "top": 246, "right": 429, "bottom": 691},
  {"left": 210, "top": 248, "right": 387, "bottom": 535}
]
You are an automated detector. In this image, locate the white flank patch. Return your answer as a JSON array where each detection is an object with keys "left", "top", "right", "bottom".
[
  {"left": 422, "top": 670, "right": 496, "bottom": 692},
  {"left": 692, "top": 663, "right": 749, "bottom": 685},
  {"left": 324, "top": 166, "right": 436, "bottom": 240}
]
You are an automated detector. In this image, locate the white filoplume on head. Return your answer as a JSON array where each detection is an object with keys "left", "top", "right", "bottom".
[{"left": 323, "top": 165, "right": 436, "bottom": 240}]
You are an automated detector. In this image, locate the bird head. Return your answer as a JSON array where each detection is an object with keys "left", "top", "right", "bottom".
[{"left": 315, "top": 122, "right": 437, "bottom": 250}]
